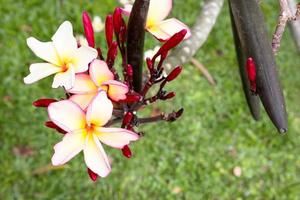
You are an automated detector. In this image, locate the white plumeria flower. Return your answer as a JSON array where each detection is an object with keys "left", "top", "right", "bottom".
[
  {"left": 24, "top": 21, "right": 98, "bottom": 90},
  {"left": 92, "top": 16, "right": 104, "bottom": 33},
  {"left": 48, "top": 91, "right": 139, "bottom": 177},
  {"left": 76, "top": 34, "right": 89, "bottom": 47},
  {"left": 122, "top": 0, "right": 191, "bottom": 41},
  {"left": 144, "top": 45, "right": 160, "bottom": 60}
]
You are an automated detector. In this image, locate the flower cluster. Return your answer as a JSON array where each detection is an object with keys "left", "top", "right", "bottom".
[{"left": 24, "top": 0, "right": 190, "bottom": 181}]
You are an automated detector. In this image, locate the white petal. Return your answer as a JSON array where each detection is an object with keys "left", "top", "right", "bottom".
[
  {"left": 52, "top": 21, "right": 77, "bottom": 60},
  {"left": 67, "top": 73, "right": 97, "bottom": 94},
  {"left": 48, "top": 100, "right": 86, "bottom": 132},
  {"left": 83, "top": 134, "right": 111, "bottom": 177},
  {"left": 86, "top": 91, "right": 113, "bottom": 127},
  {"left": 52, "top": 130, "right": 86, "bottom": 166},
  {"left": 89, "top": 59, "right": 114, "bottom": 87},
  {"left": 69, "top": 93, "right": 96, "bottom": 111},
  {"left": 24, "top": 63, "right": 61, "bottom": 84},
  {"left": 52, "top": 66, "right": 75, "bottom": 90},
  {"left": 147, "top": 0, "right": 172, "bottom": 25},
  {"left": 27, "top": 37, "right": 61, "bottom": 66},
  {"left": 72, "top": 46, "right": 98, "bottom": 73},
  {"left": 95, "top": 127, "right": 139, "bottom": 149}
]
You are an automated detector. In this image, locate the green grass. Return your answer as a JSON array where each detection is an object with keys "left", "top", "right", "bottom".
[{"left": 1, "top": 0, "right": 300, "bottom": 199}]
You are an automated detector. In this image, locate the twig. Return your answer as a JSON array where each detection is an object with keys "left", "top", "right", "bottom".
[
  {"left": 190, "top": 58, "right": 216, "bottom": 86},
  {"left": 272, "top": 0, "right": 300, "bottom": 54}
]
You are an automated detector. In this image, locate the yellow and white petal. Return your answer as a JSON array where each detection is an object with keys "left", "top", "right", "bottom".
[
  {"left": 147, "top": 18, "right": 191, "bottom": 41},
  {"left": 52, "top": 66, "right": 75, "bottom": 90},
  {"left": 89, "top": 59, "right": 114, "bottom": 87},
  {"left": 95, "top": 127, "right": 139, "bottom": 149},
  {"left": 52, "top": 129, "right": 86, "bottom": 166},
  {"left": 83, "top": 134, "right": 111, "bottom": 177},
  {"left": 24, "top": 63, "right": 61, "bottom": 84},
  {"left": 86, "top": 91, "right": 113, "bottom": 127},
  {"left": 27, "top": 37, "right": 61, "bottom": 66},
  {"left": 67, "top": 74, "right": 97, "bottom": 94},
  {"left": 51, "top": 21, "right": 77, "bottom": 60},
  {"left": 147, "top": 0, "right": 172, "bottom": 26},
  {"left": 102, "top": 80, "right": 128, "bottom": 101},
  {"left": 69, "top": 93, "right": 96, "bottom": 111},
  {"left": 48, "top": 100, "right": 86, "bottom": 132},
  {"left": 72, "top": 46, "right": 98, "bottom": 73}
]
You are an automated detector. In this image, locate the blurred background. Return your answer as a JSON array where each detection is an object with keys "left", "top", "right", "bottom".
[{"left": 0, "top": 0, "right": 300, "bottom": 199}]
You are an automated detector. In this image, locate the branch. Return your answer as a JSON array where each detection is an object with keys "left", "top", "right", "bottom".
[
  {"left": 272, "top": 0, "right": 300, "bottom": 54},
  {"left": 164, "top": 0, "right": 224, "bottom": 72}
]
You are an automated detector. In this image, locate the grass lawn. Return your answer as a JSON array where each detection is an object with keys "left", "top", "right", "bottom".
[{"left": 1, "top": 0, "right": 300, "bottom": 199}]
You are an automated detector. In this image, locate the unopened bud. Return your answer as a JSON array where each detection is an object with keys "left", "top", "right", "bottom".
[
  {"left": 122, "top": 112, "right": 133, "bottom": 127},
  {"left": 166, "top": 66, "right": 182, "bottom": 82},
  {"left": 106, "top": 41, "right": 118, "bottom": 67},
  {"left": 45, "top": 121, "right": 67, "bottom": 134},
  {"left": 122, "top": 145, "right": 132, "bottom": 158},
  {"left": 87, "top": 168, "right": 98, "bottom": 181},
  {"left": 113, "top": 8, "right": 122, "bottom": 35},
  {"left": 246, "top": 57, "right": 257, "bottom": 93},
  {"left": 82, "top": 11, "right": 95, "bottom": 48},
  {"left": 33, "top": 99, "right": 57, "bottom": 107},
  {"left": 161, "top": 92, "right": 176, "bottom": 100},
  {"left": 119, "top": 93, "right": 141, "bottom": 103},
  {"left": 105, "top": 15, "right": 114, "bottom": 47}
]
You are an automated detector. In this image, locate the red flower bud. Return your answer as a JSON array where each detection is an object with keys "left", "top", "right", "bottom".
[
  {"left": 161, "top": 92, "right": 176, "bottom": 100},
  {"left": 44, "top": 121, "right": 67, "bottom": 134},
  {"left": 105, "top": 15, "right": 114, "bottom": 47},
  {"left": 119, "top": 18, "right": 127, "bottom": 43},
  {"left": 122, "top": 145, "right": 132, "bottom": 158},
  {"left": 152, "top": 29, "right": 187, "bottom": 62},
  {"left": 146, "top": 57, "right": 153, "bottom": 72},
  {"left": 106, "top": 41, "right": 118, "bottom": 67},
  {"left": 82, "top": 11, "right": 95, "bottom": 48},
  {"left": 96, "top": 47, "right": 104, "bottom": 60},
  {"left": 246, "top": 57, "right": 257, "bottom": 93},
  {"left": 126, "top": 64, "right": 133, "bottom": 77},
  {"left": 166, "top": 66, "right": 182, "bottom": 82},
  {"left": 87, "top": 168, "right": 98, "bottom": 181},
  {"left": 33, "top": 98, "right": 57, "bottom": 107},
  {"left": 122, "top": 112, "right": 133, "bottom": 127},
  {"left": 113, "top": 8, "right": 122, "bottom": 35},
  {"left": 176, "top": 108, "right": 184, "bottom": 118},
  {"left": 119, "top": 93, "right": 141, "bottom": 103}
]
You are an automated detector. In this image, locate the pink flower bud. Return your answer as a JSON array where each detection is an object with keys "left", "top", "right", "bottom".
[
  {"left": 166, "top": 66, "right": 182, "bottom": 82},
  {"left": 44, "top": 121, "right": 67, "bottom": 134},
  {"left": 122, "top": 145, "right": 132, "bottom": 158},
  {"left": 87, "top": 168, "right": 98, "bottom": 181},
  {"left": 82, "top": 11, "right": 95, "bottom": 48},
  {"left": 246, "top": 57, "right": 257, "bottom": 93},
  {"left": 105, "top": 15, "right": 114, "bottom": 47},
  {"left": 33, "top": 98, "right": 57, "bottom": 107}
]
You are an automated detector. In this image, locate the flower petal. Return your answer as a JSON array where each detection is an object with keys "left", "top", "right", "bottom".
[
  {"left": 72, "top": 46, "right": 98, "bottom": 73},
  {"left": 69, "top": 93, "right": 96, "bottom": 110},
  {"left": 52, "top": 129, "right": 86, "bottom": 166},
  {"left": 51, "top": 21, "right": 77, "bottom": 60},
  {"left": 102, "top": 80, "right": 128, "bottom": 101},
  {"left": 147, "top": 18, "right": 191, "bottom": 41},
  {"left": 121, "top": 4, "right": 132, "bottom": 16},
  {"left": 83, "top": 134, "right": 111, "bottom": 177},
  {"left": 67, "top": 74, "right": 97, "bottom": 94},
  {"left": 24, "top": 63, "right": 61, "bottom": 84},
  {"left": 48, "top": 100, "right": 86, "bottom": 132},
  {"left": 52, "top": 66, "right": 75, "bottom": 90},
  {"left": 89, "top": 59, "right": 114, "bottom": 87},
  {"left": 86, "top": 91, "right": 113, "bottom": 127},
  {"left": 27, "top": 37, "right": 61, "bottom": 66},
  {"left": 147, "top": 0, "right": 172, "bottom": 25},
  {"left": 95, "top": 127, "right": 139, "bottom": 149}
]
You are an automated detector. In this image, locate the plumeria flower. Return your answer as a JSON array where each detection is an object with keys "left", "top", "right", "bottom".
[
  {"left": 48, "top": 91, "right": 139, "bottom": 177},
  {"left": 24, "top": 21, "right": 98, "bottom": 90},
  {"left": 92, "top": 16, "right": 104, "bottom": 33},
  {"left": 122, "top": 0, "right": 191, "bottom": 41},
  {"left": 67, "top": 59, "right": 128, "bottom": 110}
]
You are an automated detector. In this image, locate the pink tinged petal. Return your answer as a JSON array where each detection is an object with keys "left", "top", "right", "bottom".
[
  {"left": 51, "top": 130, "right": 86, "bottom": 166},
  {"left": 147, "top": 18, "right": 191, "bottom": 41},
  {"left": 52, "top": 66, "right": 75, "bottom": 90},
  {"left": 95, "top": 127, "right": 139, "bottom": 149},
  {"left": 69, "top": 93, "right": 96, "bottom": 111},
  {"left": 67, "top": 74, "right": 97, "bottom": 94},
  {"left": 89, "top": 59, "right": 114, "bottom": 87},
  {"left": 51, "top": 21, "right": 77, "bottom": 59},
  {"left": 72, "top": 46, "right": 98, "bottom": 73},
  {"left": 24, "top": 63, "right": 61, "bottom": 84},
  {"left": 48, "top": 100, "right": 86, "bottom": 133},
  {"left": 147, "top": 0, "right": 172, "bottom": 25},
  {"left": 83, "top": 134, "right": 111, "bottom": 177},
  {"left": 26, "top": 38, "right": 61, "bottom": 66},
  {"left": 102, "top": 80, "right": 129, "bottom": 101},
  {"left": 86, "top": 91, "right": 113, "bottom": 127},
  {"left": 121, "top": 4, "right": 133, "bottom": 16}
]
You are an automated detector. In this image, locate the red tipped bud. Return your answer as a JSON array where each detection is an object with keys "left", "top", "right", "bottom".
[
  {"left": 105, "top": 15, "right": 114, "bottom": 47},
  {"left": 122, "top": 112, "right": 133, "bottom": 126},
  {"left": 106, "top": 41, "right": 118, "bottom": 67},
  {"left": 87, "top": 168, "right": 98, "bottom": 181},
  {"left": 166, "top": 66, "right": 182, "bottom": 82},
  {"left": 113, "top": 8, "right": 122, "bottom": 35},
  {"left": 246, "top": 57, "right": 257, "bottom": 93},
  {"left": 161, "top": 92, "right": 176, "bottom": 100},
  {"left": 122, "top": 145, "right": 132, "bottom": 158},
  {"left": 45, "top": 121, "right": 67, "bottom": 134},
  {"left": 82, "top": 11, "right": 95, "bottom": 48},
  {"left": 33, "top": 98, "right": 57, "bottom": 107}
]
